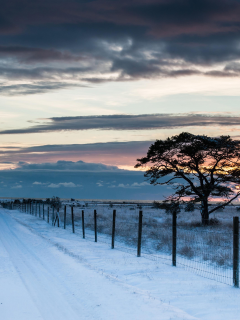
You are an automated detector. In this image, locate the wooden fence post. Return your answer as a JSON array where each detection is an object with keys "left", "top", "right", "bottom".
[
  {"left": 82, "top": 210, "right": 85, "bottom": 239},
  {"left": 94, "top": 210, "right": 97, "bottom": 242},
  {"left": 233, "top": 216, "right": 239, "bottom": 287},
  {"left": 52, "top": 207, "right": 54, "bottom": 225},
  {"left": 47, "top": 206, "right": 50, "bottom": 223},
  {"left": 39, "top": 203, "right": 41, "bottom": 218},
  {"left": 57, "top": 208, "right": 60, "bottom": 227},
  {"left": 71, "top": 206, "right": 75, "bottom": 233},
  {"left": 43, "top": 203, "right": 45, "bottom": 220},
  {"left": 111, "top": 209, "right": 116, "bottom": 249},
  {"left": 172, "top": 211, "right": 177, "bottom": 267},
  {"left": 64, "top": 205, "right": 66, "bottom": 229},
  {"left": 137, "top": 210, "right": 143, "bottom": 257}
]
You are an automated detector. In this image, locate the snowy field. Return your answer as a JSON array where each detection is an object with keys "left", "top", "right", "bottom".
[
  {"left": 1, "top": 207, "right": 240, "bottom": 320},
  {"left": 53, "top": 201, "right": 238, "bottom": 285}
]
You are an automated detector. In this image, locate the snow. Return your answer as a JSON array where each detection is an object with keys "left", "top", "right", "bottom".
[{"left": 0, "top": 208, "right": 240, "bottom": 320}]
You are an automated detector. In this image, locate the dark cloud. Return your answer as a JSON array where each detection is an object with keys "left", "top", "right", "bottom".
[
  {"left": 0, "top": 46, "right": 84, "bottom": 62},
  {"left": 0, "top": 0, "right": 240, "bottom": 93},
  {"left": 1, "top": 0, "right": 239, "bottom": 37},
  {"left": 0, "top": 66, "right": 93, "bottom": 80},
  {"left": 0, "top": 140, "right": 150, "bottom": 154},
  {"left": 0, "top": 157, "right": 170, "bottom": 200},
  {"left": 1, "top": 113, "right": 240, "bottom": 135},
  {"left": 15, "top": 160, "right": 121, "bottom": 172},
  {"left": 0, "top": 140, "right": 151, "bottom": 168},
  {"left": 0, "top": 82, "right": 83, "bottom": 95},
  {"left": 1, "top": 161, "right": 14, "bottom": 164},
  {"left": 126, "top": 0, "right": 240, "bottom": 36},
  {"left": 0, "top": 169, "right": 168, "bottom": 200},
  {"left": 130, "top": 0, "right": 220, "bottom": 25}
]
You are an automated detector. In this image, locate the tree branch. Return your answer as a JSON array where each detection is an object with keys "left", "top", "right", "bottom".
[{"left": 209, "top": 192, "right": 240, "bottom": 214}]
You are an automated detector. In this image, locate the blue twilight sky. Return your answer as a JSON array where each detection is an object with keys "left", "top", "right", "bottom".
[{"left": 1, "top": 0, "right": 240, "bottom": 199}]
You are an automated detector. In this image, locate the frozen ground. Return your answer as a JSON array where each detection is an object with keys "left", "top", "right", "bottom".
[{"left": 0, "top": 208, "right": 240, "bottom": 320}]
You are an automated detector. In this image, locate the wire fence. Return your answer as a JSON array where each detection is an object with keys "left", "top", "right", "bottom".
[{"left": 1, "top": 200, "right": 239, "bottom": 288}]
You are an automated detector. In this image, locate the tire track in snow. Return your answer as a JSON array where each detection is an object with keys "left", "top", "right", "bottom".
[
  {"left": 0, "top": 209, "right": 199, "bottom": 320},
  {"left": 0, "top": 212, "right": 94, "bottom": 320}
]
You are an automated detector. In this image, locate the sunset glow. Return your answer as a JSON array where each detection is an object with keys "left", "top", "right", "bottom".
[{"left": 1, "top": 0, "right": 240, "bottom": 199}]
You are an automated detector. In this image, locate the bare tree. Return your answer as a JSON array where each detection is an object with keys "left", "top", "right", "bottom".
[
  {"left": 51, "top": 196, "right": 62, "bottom": 209},
  {"left": 135, "top": 132, "right": 240, "bottom": 225}
]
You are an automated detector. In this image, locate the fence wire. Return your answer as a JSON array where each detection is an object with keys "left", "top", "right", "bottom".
[{"left": 3, "top": 200, "right": 240, "bottom": 287}]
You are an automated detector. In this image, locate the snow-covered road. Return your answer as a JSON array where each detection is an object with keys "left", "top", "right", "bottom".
[
  {"left": 1, "top": 208, "right": 240, "bottom": 320},
  {"left": 0, "top": 208, "right": 196, "bottom": 320}
]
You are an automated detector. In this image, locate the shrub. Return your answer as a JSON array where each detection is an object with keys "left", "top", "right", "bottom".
[
  {"left": 209, "top": 217, "right": 221, "bottom": 226},
  {"left": 212, "top": 251, "right": 232, "bottom": 267},
  {"left": 51, "top": 196, "right": 61, "bottom": 209},
  {"left": 179, "top": 245, "right": 195, "bottom": 258},
  {"left": 165, "top": 202, "right": 181, "bottom": 215},
  {"left": 152, "top": 201, "right": 165, "bottom": 209},
  {"left": 184, "top": 202, "right": 195, "bottom": 212}
]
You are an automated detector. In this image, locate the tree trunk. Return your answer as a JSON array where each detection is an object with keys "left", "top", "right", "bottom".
[{"left": 201, "top": 199, "right": 209, "bottom": 225}]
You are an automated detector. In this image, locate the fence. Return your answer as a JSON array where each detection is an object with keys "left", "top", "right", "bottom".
[{"left": 1, "top": 200, "right": 239, "bottom": 288}]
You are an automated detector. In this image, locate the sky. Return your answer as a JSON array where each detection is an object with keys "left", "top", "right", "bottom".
[{"left": 1, "top": 0, "right": 240, "bottom": 199}]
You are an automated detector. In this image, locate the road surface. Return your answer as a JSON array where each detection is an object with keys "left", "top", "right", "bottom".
[{"left": 0, "top": 208, "right": 196, "bottom": 320}]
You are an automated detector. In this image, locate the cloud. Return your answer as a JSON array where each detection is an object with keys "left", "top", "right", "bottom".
[
  {"left": 11, "top": 185, "right": 22, "bottom": 189},
  {"left": 33, "top": 181, "right": 42, "bottom": 185},
  {"left": 131, "top": 182, "right": 149, "bottom": 187},
  {"left": 0, "top": 46, "right": 84, "bottom": 63},
  {"left": 1, "top": 1, "right": 240, "bottom": 94},
  {"left": 0, "top": 166, "right": 170, "bottom": 200},
  {"left": 117, "top": 181, "right": 149, "bottom": 188},
  {"left": 0, "top": 141, "right": 151, "bottom": 169},
  {"left": 0, "top": 82, "right": 82, "bottom": 96},
  {"left": 48, "top": 182, "right": 78, "bottom": 188},
  {"left": 47, "top": 183, "right": 60, "bottom": 188},
  {"left": 0, "top": 161, "right": 14, "bottom": 164},
  {"left": 14, "top": 160, "right": 122, "bottom": 172},
  {"left": 1, "top": 113, "right": 240, "bottom": 135},
  {"left": 96, "top": 182, "right": 103, "bottom": 187}
]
